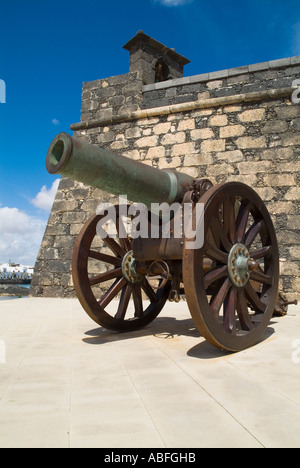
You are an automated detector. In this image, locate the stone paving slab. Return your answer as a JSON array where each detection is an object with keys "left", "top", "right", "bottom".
[{"left": 0, "top": 297, "right": 299, "bottom": 448}]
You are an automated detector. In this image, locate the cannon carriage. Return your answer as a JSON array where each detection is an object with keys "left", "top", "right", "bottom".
[{"left": 46, "top": 132, "right": 280, "bottom": 352}]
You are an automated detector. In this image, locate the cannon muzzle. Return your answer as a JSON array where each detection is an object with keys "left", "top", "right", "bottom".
[{"left": 46, "top": 133, "right": 194, "bottom": 208}]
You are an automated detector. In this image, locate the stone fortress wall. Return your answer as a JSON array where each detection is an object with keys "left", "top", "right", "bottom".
[{"left": 30, "top": 32, "right": 300, "bottom": 300}]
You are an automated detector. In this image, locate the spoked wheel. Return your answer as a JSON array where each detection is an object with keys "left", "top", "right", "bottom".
[
  {"left": 183, "top": 182, "right": 279, "bottom": 352},
  {"left": 72, "top": 205, "right": 170, "bottom": 332}
]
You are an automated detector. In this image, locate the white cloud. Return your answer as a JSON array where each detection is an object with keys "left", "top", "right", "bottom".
[
  {"left": 0, "top": 180, "right": 60, "bottom": 265},
  {"left": 52, "top": 118, "right": 60, "bottom": 126},
  {"left": 156, "top": 0, "right": 192, "bottom": 6},
  {"left": 31, "top": 179, "right": 60, "bottom": 211},
  {"left": 0, "top": 207, "right": 47, "bottom": 265}
]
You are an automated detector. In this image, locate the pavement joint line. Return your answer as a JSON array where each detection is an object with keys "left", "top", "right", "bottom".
[
  {"left": 147, "top": 335, "right": 265, "bottom": 448},
  {"left": 111, "top": 340, "right": 167, "bottom": 448}
]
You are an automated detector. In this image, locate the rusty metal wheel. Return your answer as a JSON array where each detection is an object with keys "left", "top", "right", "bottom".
[
  {"left": 183, "top": 182, "right": 279, "bottom": 352},
  {"left": 72, "top": 205, "right": 170, "bottom": 332}
]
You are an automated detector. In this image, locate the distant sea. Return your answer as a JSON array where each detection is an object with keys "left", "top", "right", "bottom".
[{"left": 0, "top": 297, "right": 21, "bottom": 301}]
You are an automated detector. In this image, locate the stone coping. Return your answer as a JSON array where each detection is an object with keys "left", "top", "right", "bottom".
[
  {"left": 70, "top": 86, "right": 295, "bottom": 131},
  {"left": 143, "top": 56, "right": 300, "bottom": 92}
]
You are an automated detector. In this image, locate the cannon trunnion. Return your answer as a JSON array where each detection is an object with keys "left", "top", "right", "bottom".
[{"left": 46, "top": 133, "right": 280, "bottom": 352}]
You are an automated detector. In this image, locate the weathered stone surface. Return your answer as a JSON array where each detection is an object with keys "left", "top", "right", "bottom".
[
  {"left": 220, "top": 124, "right": 246, "bottom": 138},
  {"left": 201, "top": 139, "right": 226, "bottom": 153},
  {"left": 209, "top": 114, "right": 228, "bottom": 126},
  {"left": 239, "top": 108, "right": 265, "bottom": 122}
]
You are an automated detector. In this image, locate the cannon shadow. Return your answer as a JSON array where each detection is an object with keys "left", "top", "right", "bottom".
[
  {"left": 187, "top": 323, "right": 276, "bottom": 359},
  {"left": 82, "top": 315, "right": 276, "bottom": 359},
  {"left": 83, "top": 315, "right": 199, "bottom": 344}
]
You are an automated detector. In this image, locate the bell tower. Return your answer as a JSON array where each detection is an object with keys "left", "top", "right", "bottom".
[{"left": 123, "top": 30, "right": 190, "bottom": 85}]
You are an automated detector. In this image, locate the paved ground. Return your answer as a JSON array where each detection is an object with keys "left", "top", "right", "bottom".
[{"left": 0, "top": 297, "right": 299, "bottom": 448}]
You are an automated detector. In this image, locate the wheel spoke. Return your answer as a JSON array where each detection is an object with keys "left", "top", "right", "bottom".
[
  {"left": 250, "top": 269, "right": 272, "bottom": 286},
  {"left": 115, "top": 284, "right": 132, "bottom": 320},
  {"left": 116, "top": 215, "right": 132, "bottom": 251},
  {"left": 210, "top": 278, "right": 231, "bottom": 317},
  {"left": 99, "top": 277, "right": 127, "bottom": 309},
  {"left": 205, "top": 242, "right": 228, "bottom": 264},
  {"left": 141, "top": 280, "right": 159, "bottom": 303},
  {"left": 209, "top": 217, "right": 233, "bottom": 252},
  {"left": 104, "top": 236, "right": 126, "bottom": 258},
  {"left": 204, "top": 265, "right": 228, "bottom": 289},
  {"left": 89, "top": 250, "right": 122, "bottom": 266},
  {"left": 236, "top": 288, "right": 255, "bottom": 331},
  {"left": 244, "top": 282, "right": 266, "bottom": 313},
  {"left": 223, "top": 198, "right": 237, "bottom": 244},
  {"left": 223, "top": 286, "right": 237, "bottom": 333},
  {"left": 245, "top": 220, "right": 263, "bottom": 249},
  {"left": 236, "top": 202, "right": 250, "bottom": 243},
  {"left": 250, "top": 245, "right": 272, "bottom": 260},
  {"left": 132, "top": 285, "right": 144, "bottom": 318},
  {"left": 89, "top": 268, "right": 123, "bottom": 286}
]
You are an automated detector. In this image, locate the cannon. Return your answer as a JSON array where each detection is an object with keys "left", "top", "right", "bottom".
[{"left": 46, "top": 132, "right": 280, "bottom": 352}]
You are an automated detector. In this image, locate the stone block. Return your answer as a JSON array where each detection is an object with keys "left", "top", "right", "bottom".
[
  {"left": 262, "top": 120, "right": 288, "bottom": 134},
  {"left": 220, "top": 124, "right": 246, "bottom": 138},
  {"left": 161, "top": 132, "right": 186, "bottom": 145},
  {"left": 209, "top": 115, "right": 228, "bottom": 126},
  {"left": 238, "top": 108, "right": 266, "bottom": 122},
  {"left": 171, "top": 142, "right": 195, "bottom": 156},
  {"left": 97, "top": 132, "right": 115, "bottom": 143},
  {"left": 190, "top": 128, "right": 214, "bottom": 140},
  {"left": 261, "top": 147, "right": 294, "bottom": 160},
  {"left": 236, "top": 136, "right": 267, "bottom": 149},
  {"left": 263, "top": 174, "right": 296, "bottom": 186},
  {"left": 206, "top": 163, "right": 235, "bottom": 177},
  {"left": 216, "top": 150, "right": 244, "bottom": 162},
  {"left": 48, "top": 260, "right": 71, "bottom": 274},
  {"left": 52, "top": 200, "right": 77, "bottom": 212},
  {"left": 134, "top": 136, "right": 158, "bottom": 148},
  {"left": 153, "top": 122, "right": 172, "bottom": 134},
  {"left": 177, "top": 119, "right": 195, "bottom": 131},
  {"left": 255, "top": 187, "right": 277, "bottom": 201},
  {"left": 282, "top": 133, "right": 300, "bottom": 147},
  {"left": 62, "top": 212, "right": 86, "bottom": 224},
  {"left": 206, "top": 80, "right": 223, "bottom": 90},
  {"left": 158, "top": 157, "right": 181, "bottom": 169},
  {"left": 284, "top": 186, "right": 300, "bottom": 200},
  {"left": 184, "top": 153, "right": 213, "bottom": 166},
  {"left": 146, "top": 146, "right": 165, "bottom": 159},
  {"left": 201, "top": 139, "right": 226, "bottom": 153},
  {"left": 237, "top": 161, "right": 271, "bottom": 175},
  {"left": 275, "top": 106, "right": 300, "bottom": 119},
  {"left": 125, "top": 127, "right": 142, "bottom": 139},
  {"left": 54, "top": 236, "right": 76, "bottom": 249}
]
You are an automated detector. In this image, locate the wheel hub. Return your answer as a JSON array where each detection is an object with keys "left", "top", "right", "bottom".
[
  {"left": 228, "top": 243, "right": 253, "bottom": 287},
  {"left": 122, "top": 250, "right": 144, "bottom": 284}
]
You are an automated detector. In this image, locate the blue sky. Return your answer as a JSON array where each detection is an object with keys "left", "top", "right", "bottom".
[{"left": 0, "top": 0, "right": 300, "bottom": 265}]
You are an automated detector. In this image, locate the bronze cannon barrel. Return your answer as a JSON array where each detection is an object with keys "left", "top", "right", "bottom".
[{"left": 46, "top": 133, "right": 194, "bottom": 208}]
